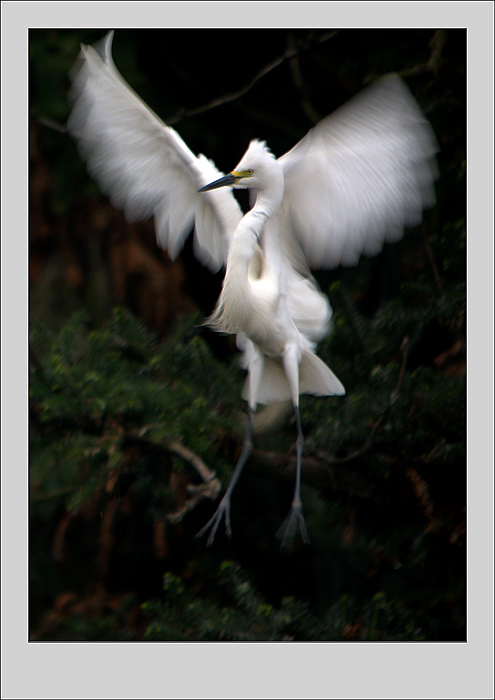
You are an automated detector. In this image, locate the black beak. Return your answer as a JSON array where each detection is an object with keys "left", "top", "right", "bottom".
[{"left": 198, "top": 173, "right": 238, "bottom": 192}]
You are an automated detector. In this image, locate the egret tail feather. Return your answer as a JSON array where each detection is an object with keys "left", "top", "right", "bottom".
[{"left": 242, "top": 347, "right": 345, "bottom": 405}]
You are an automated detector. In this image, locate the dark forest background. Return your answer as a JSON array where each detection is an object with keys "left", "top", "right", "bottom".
[{"left": 29, "top": 28, "right": 466, "bottom": 641}]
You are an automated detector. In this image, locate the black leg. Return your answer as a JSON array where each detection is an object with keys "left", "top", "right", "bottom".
[
  {"left": 196, "top": 408, "right": 254, "bottom": 546},
  {"left": 276, "top": 405, "right": 310, "bottom": 549}
]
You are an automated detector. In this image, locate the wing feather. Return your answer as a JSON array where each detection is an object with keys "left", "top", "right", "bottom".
[
  {"left": 278, "top": 74, "right": 438, "bottom": 269},
  {"left": 67, "top": 32, "right": 242, "bottom": 271}
]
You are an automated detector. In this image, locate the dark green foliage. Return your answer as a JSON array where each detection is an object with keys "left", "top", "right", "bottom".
[
  {"left": 29, "top": 250, "right": 466, "bottom": 641},
  {"left": 141, "top": 563, "right": 426, "bottom": 641},
  {"left": 30, "top": 309, "right": 242, "bottom": 512}
]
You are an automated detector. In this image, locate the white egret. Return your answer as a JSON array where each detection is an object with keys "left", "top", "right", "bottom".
[{"left": 67, "top": 32, "right": 438, "bottom": 548}]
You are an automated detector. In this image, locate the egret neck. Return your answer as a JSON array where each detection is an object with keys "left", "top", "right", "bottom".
[{"left": 209, "top": 168, "right": 285, "bottom": 341}]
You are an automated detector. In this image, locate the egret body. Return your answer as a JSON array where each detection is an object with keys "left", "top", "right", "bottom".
[{"left": 67, "top": 32, "right": 438, "bottom": 547}]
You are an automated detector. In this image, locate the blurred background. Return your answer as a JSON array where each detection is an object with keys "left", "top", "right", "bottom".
[{"left": 29, "top": 28, "right": 466, "bottom": 641}]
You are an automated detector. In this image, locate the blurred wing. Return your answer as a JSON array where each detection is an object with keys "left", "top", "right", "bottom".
[
  {"left": 67, "top": 32, "right": 243, "bottom": 271},
  {"left": 278, "top": 74, "right": 438, "bottom": 269}
]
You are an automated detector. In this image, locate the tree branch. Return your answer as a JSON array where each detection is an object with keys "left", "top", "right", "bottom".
[
  {"left": 164, "top": 439, "right": 221, "bottom": 524},
  {"left": 152, "top": 31, "right": 337, "bottom": 126}
]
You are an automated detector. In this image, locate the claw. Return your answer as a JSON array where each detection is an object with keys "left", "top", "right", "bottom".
[
  {"left": 196, "top": 496, "right": 232, "bottom": 546},
  {"left": 276, "top": 500, "right": 310, "bottom": 550}
]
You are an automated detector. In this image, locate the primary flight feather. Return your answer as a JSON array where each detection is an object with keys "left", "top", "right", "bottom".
[{"left": 67, "top": 31, "right": 438, "bottom": 547}]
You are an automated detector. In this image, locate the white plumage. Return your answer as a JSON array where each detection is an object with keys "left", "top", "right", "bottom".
[
  {"left": 68, "top": 33, "right": 242, "bottom": 271},
  {"left": 67, "top": 31, "right": 438, "bottom": 547}
]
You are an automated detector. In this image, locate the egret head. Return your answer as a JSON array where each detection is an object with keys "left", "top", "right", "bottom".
[{"left": 199, "top": 140, "right": 281, "bottom": 194}]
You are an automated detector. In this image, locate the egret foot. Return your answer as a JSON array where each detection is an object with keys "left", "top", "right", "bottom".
[
  {"left": 276, "top": 500, "right": 310, "bottom": 550},
  {"left": 196, "top": 495, "right": 232, "bottom": 547}
]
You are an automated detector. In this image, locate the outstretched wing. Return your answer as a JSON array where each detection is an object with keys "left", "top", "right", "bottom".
[
  {"left": 278, "top": 74, "right": 438, "bottom": 269},
  {"left": 67, "top": 32, "right": 243, "bottom": 272}
]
